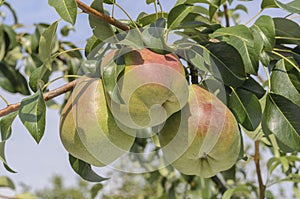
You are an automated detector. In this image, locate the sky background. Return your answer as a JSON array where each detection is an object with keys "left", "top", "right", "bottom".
[{"left": 0, "top": 0, "right": 296, "bottom": 197}]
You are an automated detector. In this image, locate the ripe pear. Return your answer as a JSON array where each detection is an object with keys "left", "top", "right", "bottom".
[
  {"left": 60, "top": 77, "right": 135, "bottom": 167},
  {"left": 101, "top": 48, "right": 189, "bottom": 129},
  {"left": 159, "top": 85, "right": 241, "bottom": 178}
]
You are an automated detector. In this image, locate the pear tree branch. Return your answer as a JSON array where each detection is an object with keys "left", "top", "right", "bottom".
[
  {"left": 0, "top": 1, "right": 133, "bottom": 118},
  {"left": 75, "top": 0, "right": 130, "bottom": 31},
  {"left": 254, "top": 141, "right": 266, "bottom": 199},
  {"left": 0, "top": 80, "right": 77, "bottom": 117}
]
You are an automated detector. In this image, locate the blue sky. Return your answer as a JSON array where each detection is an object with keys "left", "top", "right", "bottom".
[{"left": 0, "top": 0, "right": 295, "bottom": 196}]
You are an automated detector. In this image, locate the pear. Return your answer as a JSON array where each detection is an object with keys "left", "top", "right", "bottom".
[
  {"left": 158, "top": 85, "right": 241, "bottom": 178},
  {"left": 101, "top": 48, "right": 189, "bottom": 129},
  {"left": 60, "top": 77, "right": 135, "bottom": 167}
]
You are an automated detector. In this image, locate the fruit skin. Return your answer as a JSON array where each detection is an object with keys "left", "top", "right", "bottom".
[
  {"left": 102, "top": 48, "right": 189, "bottom": 129},
  {"left": 60, "top": 77, "right": 135, "bottom": 167},
  {"left": 159, "top": 84, "right": 241, "bottom": 178}
]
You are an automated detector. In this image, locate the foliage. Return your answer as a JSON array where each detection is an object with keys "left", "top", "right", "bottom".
[{"left": 0, "top": 0, "right": 299, "bottom": 198}]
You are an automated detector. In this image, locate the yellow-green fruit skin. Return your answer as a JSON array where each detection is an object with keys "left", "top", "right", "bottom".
[
  {"left": 159, "top": 85, "right": 241, "bottom": 178},
  {"left": 60, "top": 77, "right": 135, "bottom": 167},
  {"left": 102, "top": 48, "right": 189, "bottom": 129}
]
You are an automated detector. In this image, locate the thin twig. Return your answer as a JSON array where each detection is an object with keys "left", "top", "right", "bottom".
[
  {"left": 0, "top": 80, "right": 77, "bottom": 118},
  {"left": 223, "top": 3, "right": 230, "bottom": 27},
  {"left": 75, "top": 0, "right": 130, "bottom": 31},
  {"left": 254, "top": 141, "right": 265, "bottom": 199}
]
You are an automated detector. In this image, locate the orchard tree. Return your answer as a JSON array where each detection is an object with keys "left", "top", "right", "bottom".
[{"left": 0, "top": 0, "right": 300, "bottom": 198}]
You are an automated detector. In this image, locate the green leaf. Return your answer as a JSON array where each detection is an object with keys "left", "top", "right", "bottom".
[
  {"left": 4, "top": 46, "right": 23, "bottom": 66},
  {"left": 29, "top": 65, "right": 50, "bottom": 92},
  {"left": 141, "top": 18, "right": 173, "bottom": 54},
  {"left": 273, "top": 18, "right": 300, "bottom": 45},
  {"left": 271, "top": 60, "right": 300, "bottom": 106},
  {"left": 2, "top": 2, "right": 18, "bottom": 24},
  {"left": 0, "top": 176, "right": 15, "bottom": 189},
  {"left": 251, "top": 15, "right": 275, "bottom": 51},
  {"left": 137, "top": 12, "right": 168, "bottom": 27},
  {"left": 90, "top": 183, "right": 103, "bottom": 199},
  {"left": 240, "top": 77, "right": 265, "bottom": 99},
  {"left": 0, "top": 111, "right": 18, "bottom": 141},
  {"left": 101, "top": 50, "right": 125, "bottom": 103},
  {"left": 267, "top": 157, "right": 281, "bottom": 174},
  {"left": 119, "top": 29, "right": 144, "bottom": 50},
  {"left": 49, "top": 0, "right": 77, "bottom": 25},
  {"left": 167, "top": 4, "right": 193, "bottom": 29},
  {"left": 0, "top": 62, "right": 30, "bottom": 95},
  {"left": 60, "top": 25, "right": 75, "bottom": 36},
  {"left": 222, "top": 185, "right": 251, "bottom": 199},
  {"left": 19, "top": 90, "right": 46, "bottom": 143},
  {"left": 146, "top": 0, "right": 155, "bottom": 4},
  {"left": 85, "top": 35, "right": 102, "bottom": 57},
  {"left": 261, "top": 0, "right": 278, "bottom": 9},
  {"left": 3, "top": 25, "right": 18, "bottom": 50},
  {"left": 89, "top": 0, "right": 116, "bottom": 42},
  {"left": 262, "top": 93, "right": 300, "bottom": 151},
  {"left": 206, "top": 42, "right": 246, "bottom": 87},
  {"left": 0, "top": 142, "right": 16, "bottom": 173},
  {"left": 69, "top": 155, "right": 108, "bottom": 182},
  {"left": 38, "top": 21, "right": 58, "bottom": 70},
  {"left": 228, "top": 88, "right": 262, "bottom": 131},
  {"left": 210, "top": 25, "right": 258, "bottom": 74},
  {"left": 0, "top": 25, "right": 6, "bottom": 61},
  {"left": 177, "top": 45, "right": 210, "bottom": 74},
  {"left": 273, "top": 173, "right": 300, "bottom": 184},
  {"left": 275, "top": 0, "right": 300, "bottom": 14},
  {"left": 234, "top": 4, "right": 248, "bottom": 13}
]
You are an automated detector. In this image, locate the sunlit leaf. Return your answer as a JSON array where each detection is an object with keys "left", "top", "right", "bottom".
[
  {"left": 0, "top": 111, "right": 18, "bottom": 141},
  {"left": 167, "top": 4, "right": 193, "bottom": 29},
  {"left": 142, "top": 18, "right": 173, "bottom": 54},
  {"left": 271, "top": 60, "right": 300, "bottom": 106},
  {"left": 49, "top": 0, "right": 77, "bottom": 25},
  {"left": 19, "top": 90, "right": 46, "bottom": 143},
  {"left": 119, "top": 29, "right": 144, "bottom": 50},
  {"left": 0, "top": 176, "right": 15, "bottom": 189},
  {"left": 261, "top": 0, "right": 278, "bottom": 9},
  {"left": 275, "top": 0, "right": 300, "bottom": 14},
  {"left": 38, "top": 21, "right": 58, "bottom": 70},
  {"left": 89, "top": 0, "right": 116, "bottom": 42},
  {"left": 137, "top": 12, "right": 168, "bottom": 27},
  {"left": 251, "top": 15, "right": 275, "bottom": 51}
]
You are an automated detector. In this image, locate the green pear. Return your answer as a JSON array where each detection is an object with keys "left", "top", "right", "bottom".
[
  {"left": 60, "top": 77, "right": 135, "bottom": 167},
  {"left": 158, "top": 85, "right": 241, "bottom": 178},
  {"left": 101, "top": 48, "right": 189, "bottom": 129}
]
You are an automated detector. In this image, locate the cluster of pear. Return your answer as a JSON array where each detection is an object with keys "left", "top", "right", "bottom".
[{"left": 60, "top": 48, "right": 241, "bottom": 178}]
